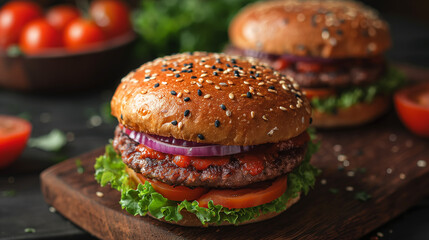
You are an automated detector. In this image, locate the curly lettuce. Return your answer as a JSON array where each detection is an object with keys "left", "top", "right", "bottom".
[
  {"left": 311, "top": 67, "right": 406, "bottom": 113},
  {"left": 94, "top": 140, "right": 320, "bottom": 225}
]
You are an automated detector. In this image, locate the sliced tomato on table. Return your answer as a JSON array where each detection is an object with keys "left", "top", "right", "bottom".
[
  {"left": 0, "top": 115, "right": 32, "bottom": 168},
  {"left": 197, "top": 175, "right": 288, "bottom": 209},
  {"left": 135, "top": 173, "right": 208, "bottom": 201},
  {"left": 302, "top": 88, "right": 336, "bottom": 100},
  {"left": 394, "top": 82, "right": 429, "bottom": 137}
]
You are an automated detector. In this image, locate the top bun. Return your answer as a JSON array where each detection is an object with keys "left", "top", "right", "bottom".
[
  {"left": 229, "top": 0, "right": 391, "bottom": 58},
  {"left": 111, "top": 52, "right": 311, "bottom": 146}
]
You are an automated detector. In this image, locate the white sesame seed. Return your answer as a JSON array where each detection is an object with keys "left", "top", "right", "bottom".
[
  {"left": 229, "top": 93, "right": 235, "bottom": 99},
  {"left": 177, "top": 92, "right": 182, "bottom": 98},
  {"left": 184, "top": 89, "right": 190, "bottom": 93},
  {"left": 376, "top": 232, "right": 384, "bottom": 238},
  {"left": 250, "top": 111, "right": 255, "bottom": 118},
  {"left": 220, "top": 82, "right": 227, "bottom": 86},
  {"left": 49, "top": 206, "right": 56, "bottom": 213},
  {"left": 258, "top": 82, "right": 265, "bottom": 86},
  {"left": 228, "top": 80, "right": 234, "bottom": 85},
  {"left": 343, "top": 160, "right": 350, "bottom": 167},
  {"left": 197, "top": 83, "right": 203, "bottom": 87},
  {"left": 204, "top": 64, "right": 211, "bottom": 68},
  {"left": 178, "top": 122, "right": 183, "bottom": 130},
  {"left": 243, "top": 81, "right": 250, "bottom": 85},
  {"left": 345, "top": 186, "right": 354, "bottom": 192},
  {"left": 203, "top": 94, "right": 211, "bottom": 99},
  {"left": 200, "top": 73, "right": 207, "bottom": 77},
  {"left": 417, "top": 160, "right": 427, "bottom": 168},
  {"left": 268, "top": 89, "right": 277, "bottom": 93},
  {"left": 386, "top": 168, "right": 393, "bottom": 174},
  {"left": 333, "top": 144, "right": 342, "bottom": 152},
  {"left": 289, "top": 105, "right": 295, "bottom": 109},
  {"left": 320, "top": 179, "right": 327, "bottom": 185},
  {"left": 337, "top": 154, "right": 347, "bottom": 162},
  {"left": 176, "top": 78, "right": 183, "bottom": 82},
  {"left": 226, "top": 110, "right": 231, "bottom": 117},
  {"left": 198, "top": 78, "right": 204, "bottom": 83},
  {"left": 279, "top": 106, "right": 287, "bottom": 111},
  {"left": 347, "top": 171, "right": 355, "bottom": 177},
  {"left": 256, "top": 92, "right": 264, "bottom": 96},
  {"left": 399, "top": 173, "right": 406, "bottom": 180},
  {"left": 262, "top": 115, "right": 268, "bottom": 121},
  {"left": 96, "top": 191, "right": 104, "bottom": 197},
  {"left": 166, "top": 73, "right": 173, "bottom": 77},
  {"left": 161, "top": 82, "right": 167, "bottom": 85},
  {"left": 215, "top": 85, "right": 220, "bottom": 90}
]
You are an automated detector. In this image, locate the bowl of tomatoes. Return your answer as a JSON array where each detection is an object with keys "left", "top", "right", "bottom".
[{"left": 0, "top": 0, "right": 135, "bottom": 92}]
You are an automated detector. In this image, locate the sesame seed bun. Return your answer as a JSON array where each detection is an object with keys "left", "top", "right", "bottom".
[
  {"left": 311, "top": 95, "right": 390, "bottom": 128},
  {"left": 111, "top": 52, "right": 311, "bottom": 146},
  {"left": 229, "top": 0, "right": 391, "bottom": 58}
]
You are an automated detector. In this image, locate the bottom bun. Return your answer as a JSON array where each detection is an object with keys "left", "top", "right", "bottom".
[
  {"left": 150, "top": 193, "right": 301, "bottom": 227},
  {"left": 312, "top": 95, "right": 390, "bottom": 128}
]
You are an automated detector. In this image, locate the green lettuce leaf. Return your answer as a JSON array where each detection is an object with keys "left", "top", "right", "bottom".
[
  {"left": 311, "top": 66, "right": 406, "bottom": 113},
  {"left": 94, "top": 140, "right": 320, "bottom": 225}
]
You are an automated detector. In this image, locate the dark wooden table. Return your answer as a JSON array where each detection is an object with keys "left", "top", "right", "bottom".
[{"left": 1, "top": 14, "right": 429, "bottom": 240}]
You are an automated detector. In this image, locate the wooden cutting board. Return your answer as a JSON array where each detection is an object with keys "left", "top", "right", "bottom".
[{"left": 40, "top": 66, "right": 429, "bottom": 240}]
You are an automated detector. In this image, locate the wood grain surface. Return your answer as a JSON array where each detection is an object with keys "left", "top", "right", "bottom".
[{"left": 40, "top": 65, "right": 429, "bottom": 240}]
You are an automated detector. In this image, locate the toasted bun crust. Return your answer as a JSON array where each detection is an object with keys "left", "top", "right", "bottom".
[
  {"left": 312, "top": 95, "right": 390, "bottom": 128},
  {"left": 229, "top": 0, "right": 391, "bottom": 58},
  {"left": 111, "top": 52, "right": 311, "bottom": 145},
  {"left": 152, "top": 193, "right": 301, "bottom": 227}
]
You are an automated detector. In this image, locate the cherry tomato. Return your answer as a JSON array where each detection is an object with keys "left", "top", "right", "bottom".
[
  {"left": 296, "top": 62, "right": 323, "bottom": 73},
  {"left": 46, "top": 5, "right": 80, "bottom": 32},
  {"left": 0, "top": 115, "right": 32, "bottom": 169},
  {"left": 273, "top": 58, "right": 291, "bottom": 70},
  {"left": 19, "top": 19, "right": 62, "bottom": 55},
  {"left": 302, "top": 88, "right": 336, "bottom": 100},
  {"left": 135, "top": 173, "right": 208, "bottom": 201},
  {"left": 90, "top": 0, "right": 131, "bottom": 39},
  {"left": 64, "top": 18, "right": 106, "bottom": 52},
  {"left": 0, "top": 1, "right": 42, "bottom": 49},
  {"left": 394, "top": 83, "right": 429, "bottom": 137},
  {"left": 197, "top": 175, "right": 288, "bottom": 209}
]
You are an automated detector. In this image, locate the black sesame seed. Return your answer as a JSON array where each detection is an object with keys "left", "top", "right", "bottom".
[
  {"left": 226, "top": 63, "right": 231, "bottom": 67},
  {"left": 214, "top": 120, "right": 220, "bottom": 128},
  {"left": 233, "top": 65, "right": 238, "bottom": 68},
  {"left": 187, "top": 69, "right": 193, "bottom": 73},
  {"left": 251, "top": 65, "right": 256, "bottom": 69},
  {"left": 295, "top": 93, "right": 301, "bottom": 99},
  {"left": 249, "top": 71, "right": 254, "bottom": 74},
  {"left": 161, "top": 69, "right": 167, "bottom": 72},
  {"left": 168, "top": 67, "right": 174, "bottom": 71},
  {"left": 336, "top": 29, "right": 343, "bottom": 35},
  {"left": 238, "top": 67, "right": 243, "bottom": 70},
  {"left": 231, "top": 59, "right": 237, "bottom": 64},
  {"left": 310, "top": 118, "right": 313, "bottom": 124},
  {"left": 184, "top": 97, "right": 190, "bottom": 102},
  {"left": 246, "top": 92, "right": 252, "bottom": 98},
  {"left": 154, "top": 83, "right": 160, "bottom": 88},
  {"left": 220, "top": 104, "right": 226, "bottom": 110},
  {"left": 181, "top": 70, "right": 188, "bottom": 73},
  {"left": 175, "top": 74, "right": 180, "bottom": 78},
  {"left": 198, "top": 134, "right": 205, "bottom": 140},
  {"left": 162, "top": 64, "right": 167, "bottom": 67},
  {"left": 198, "top": 89, "right": 202, "bottom": 96},
  {"left": 191, "top": 76, "right": 197, "bottom": 79},
  {"left": 171, "top": 120, "right": 178, "bottom": 126},
  {"left": 120, "top": 114, "right": 123, "bottom": 120},
  {"left": 171, "top": 90, "right": 177, "bottom": 95},
  {"left": 211, "top": 65, "right": 216, "bottom": 69},
  {"left": 255, "top": 73, "right": 260, "bottom": 77},
  {"left": 184, "top": 110, "right": 190, "bottom": 117},
  {"left": 218, "top": 68, "right": 224, "bottom": 71},
  {"left": 201, "top": 60, "right": 206, "bottom": 62},
  {"left": 216, "top": 58, "right": 221, "bottom": 63},
  {"left": 145, "top": 76, "right": 150, "bottom": 79},
  {"left": 234, "top": 70, "right": 240, "bottom": 77},
  {"left": 269, "top": 86, "right": 275, "bottom": 90},
  {"left": 213, "top": 72, "right": 218, "bottom": 76},
  {"left": 250, "top": 75, "right": 256, "bottom": 79}
]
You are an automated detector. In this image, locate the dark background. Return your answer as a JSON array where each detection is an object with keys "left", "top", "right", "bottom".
[{"left": 1, "top": 1, "right": 429, "bottom": 239}]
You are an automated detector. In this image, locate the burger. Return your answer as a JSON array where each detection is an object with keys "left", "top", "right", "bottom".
[
  {"left": 95, "top": 52, "right": 319, "bottom": 226},
  {"left": 227, "top": 0, "right": 405, "bottom": 127}
]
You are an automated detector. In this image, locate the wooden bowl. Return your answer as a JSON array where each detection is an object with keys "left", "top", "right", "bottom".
[{"left": 0, "top": 33, "right": 136, "bottom": 92}]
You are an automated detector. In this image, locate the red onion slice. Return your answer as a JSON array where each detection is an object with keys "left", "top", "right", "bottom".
[{"left": 124, "top": 128, "right": 253, "bottom": 157}]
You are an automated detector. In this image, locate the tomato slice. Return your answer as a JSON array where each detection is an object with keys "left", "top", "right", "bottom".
[
  {"left": 135, "top": 173, "right": 208, "bottom": 201},
  {"left": 273, "top": 58, "right": 291, "bottom": 70},
  {"left": 197, "top": 175, "right": 288, "bottom": 209},
  {"left": 394, "top": 83, "right": 429, "bottom": 137},
  {"left": 296, "top": 62, "right": 323, "bottom": 73},
  {"left": 0, "top": 115, "right": 32, "bottom": 168},
  {"left": 302, "top": 88, "right": 336, "bottom": 100}
]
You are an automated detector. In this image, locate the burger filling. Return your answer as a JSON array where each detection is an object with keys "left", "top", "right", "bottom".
[
  {"left": 94, "top": 126, "right": 320, "bottom": 225},
  {"left": 226, "top": 46, "right": 405, "bottom": 113}
]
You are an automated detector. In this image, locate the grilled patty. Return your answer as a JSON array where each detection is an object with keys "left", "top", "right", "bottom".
[
  {"left": 225, "top": 45, "right": 385, "bottom": 88},
  {"left": 113, "top": 127, "right": 306, "bottom": 188}
]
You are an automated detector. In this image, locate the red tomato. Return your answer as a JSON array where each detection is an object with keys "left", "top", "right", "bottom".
[
  {"left": 0, "top": 1, "right": 42, "bottom": 49},
  {"left": 136, "top": 173, "right": 208, "bottom": 201},
  {"left": 273, "top": 58, "right": 291, "bottom": 70},
  {"left": 46, "top": 5, "right": 80, "bottom": 32},
  {"left": 90, "top": 0, "right": 132, "bottom": 39},
  {"left": 64, "top": 18, "right": 106, "bottom": 52},
  {"left": 19, "top": 19, "right": 62, "bottom": 55},
  {"left": 197, "top": 175, "right": 288, "bottom": 209},
  {"left": 302, "top": 88, "right": 336, "bottom": 100},
  {"left": 0, "top": 116, "right": 32, "bottom": 169},
  {"left": 394, "top": 83, "right": 429, "bottom": 137},
  {"left": 296, "top": 62, "right": 323, "bottom": 73}
]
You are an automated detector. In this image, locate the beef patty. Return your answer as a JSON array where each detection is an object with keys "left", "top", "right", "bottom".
[
  {"left": 225, "top": 45, "right": 386, "bottom": 88},
  {"left": 113, "top": 127, "right": 306, "bottom": 188}
]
